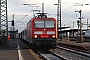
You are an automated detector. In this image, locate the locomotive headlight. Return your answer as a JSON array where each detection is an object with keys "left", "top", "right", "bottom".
[
  {"left": 34, "top": 35, "right": 37, "bottom": 38},
  {"left": 52, "top": 35, "right": 55, "bottom": 38}
]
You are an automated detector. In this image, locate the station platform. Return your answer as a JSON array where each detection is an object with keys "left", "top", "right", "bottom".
[
  {"left": 57, "top": 39, "right": 90, "bottom": 51},
  {"left": 0, "top": 39, "right": 35, "bottom": 60}
]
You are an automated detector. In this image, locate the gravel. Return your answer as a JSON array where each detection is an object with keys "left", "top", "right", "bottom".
[{"left": 50, "top": 48, "right": 90, "bottom": 60}]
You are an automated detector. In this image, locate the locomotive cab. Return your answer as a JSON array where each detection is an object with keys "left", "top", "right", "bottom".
[{"left": 25, "top": 13, "right": 58, "bottom": 49}]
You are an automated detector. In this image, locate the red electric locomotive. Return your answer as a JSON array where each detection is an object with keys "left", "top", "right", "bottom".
[{"left": 26, "top": 13, "right": 58, "bottom": 49}]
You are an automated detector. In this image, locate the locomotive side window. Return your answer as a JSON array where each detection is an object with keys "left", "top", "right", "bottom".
[{"left": 45, "top": 20, "right": 54, "bottom": 28}]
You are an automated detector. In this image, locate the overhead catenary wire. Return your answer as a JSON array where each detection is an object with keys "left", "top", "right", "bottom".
[
  {"left": 15, "top": 15, "right": 28, "bottom": 24},
  {"left": 10, "top": 1, "right": 88, "bottom": 23},
  {"left": 41, "top": 0, "right": 87, "bottom": 18},
  {"left": 59, "top": 0, "right": 87, "bottom": 18},
  {"left": 62, "top": 0, "right": 87, "bottom": 12}
]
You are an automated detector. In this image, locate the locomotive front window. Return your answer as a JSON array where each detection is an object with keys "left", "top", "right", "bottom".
[
  {"left": 34, "top": 20, "right": 54, "bottom": 28},
  {"left": 35, "top": 21, "right": 44, "bottom": 28},
  {"left": 45, "top": 20, "right": 54, "bottom": 28}
]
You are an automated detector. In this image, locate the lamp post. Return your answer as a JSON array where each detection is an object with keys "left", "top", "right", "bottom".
[
  {"left": 77, "top": 20, "right": 80, "bottom": 37},
  {"left": 23, "top": 3, "right": 40, "bottom": 16},
  {"left": 75, "top": 3, "right": 90, "bottom": 6},
  {"left": 12, "top": 14, "right": 14, "bottom": 39},
  {"left": 23, "top": 3, "right": 37, "bottom": 6}
]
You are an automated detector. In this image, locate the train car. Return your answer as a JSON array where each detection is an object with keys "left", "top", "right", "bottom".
[
  {"left": 85, "top": 29, "right": 90, "bottom": 38},
  {"left": 25, "top": 13, "right": 58, "bottom": 49},
  {"left": 19, "top": 29, "right": 26, "bottom": 40}
]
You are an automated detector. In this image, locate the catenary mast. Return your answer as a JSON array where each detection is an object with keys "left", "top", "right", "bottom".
[{"left": 0, "top": 0, "right": 8, "bottom": 46}]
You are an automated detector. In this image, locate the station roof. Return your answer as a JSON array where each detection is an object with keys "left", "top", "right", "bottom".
[
  {"left": 58, "top": 27, "right": 70, "bottom": 29},
  {"left": 58, "top": 29, "right": 87, "bottom": 33}
]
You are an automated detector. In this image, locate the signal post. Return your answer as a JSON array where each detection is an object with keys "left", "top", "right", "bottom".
[{"left": 75, "top": 10, "right": 83, "bottom": 43}]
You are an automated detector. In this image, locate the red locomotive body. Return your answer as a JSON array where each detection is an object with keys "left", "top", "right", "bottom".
[{"left": 22, "top": 13, "right": 57, "bottom": 49}]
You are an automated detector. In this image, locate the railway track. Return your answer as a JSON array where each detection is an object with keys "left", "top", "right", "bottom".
[
  {"left": 29, "top": 46, "right": 68, "bottom": 60},
  {"left": 20, "top": 39, "right": 90, "bottom": 60},
  {"left": 49, "top": 45, "right": 90, "bottom": 60},
  {"left": 21, "top": 39, "right": 68, "bottom": 60},
  {"left": 57, "top": 43, "right": 90, "bottom": 54},
  {"left": 21, "top": 39, "right": 90, "bottom": 60},
  {"left": 56, "top": 46, "right": 90, "bottom": 57},
  {"left": 36, "top": 50, "right": 68, "bottom": 60},
  {"left": 41, "top": 53, "right": 67, "bottom": 60}
]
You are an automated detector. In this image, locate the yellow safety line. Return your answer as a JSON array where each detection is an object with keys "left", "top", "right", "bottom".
[{"left": 28, "top": 49, "right": 42, "bottom": 60}]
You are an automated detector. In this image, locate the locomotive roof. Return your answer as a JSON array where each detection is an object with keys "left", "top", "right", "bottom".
[
  {"left": 34, "top": 13, "right": 48, "bottom": 18},
  {"left": 27, "top": 13, "right": 56, "bottom": 25}
]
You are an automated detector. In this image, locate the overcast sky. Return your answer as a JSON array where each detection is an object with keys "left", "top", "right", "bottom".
[{"left": 7, "top": 0, "right": 90, "bottom": 32}]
